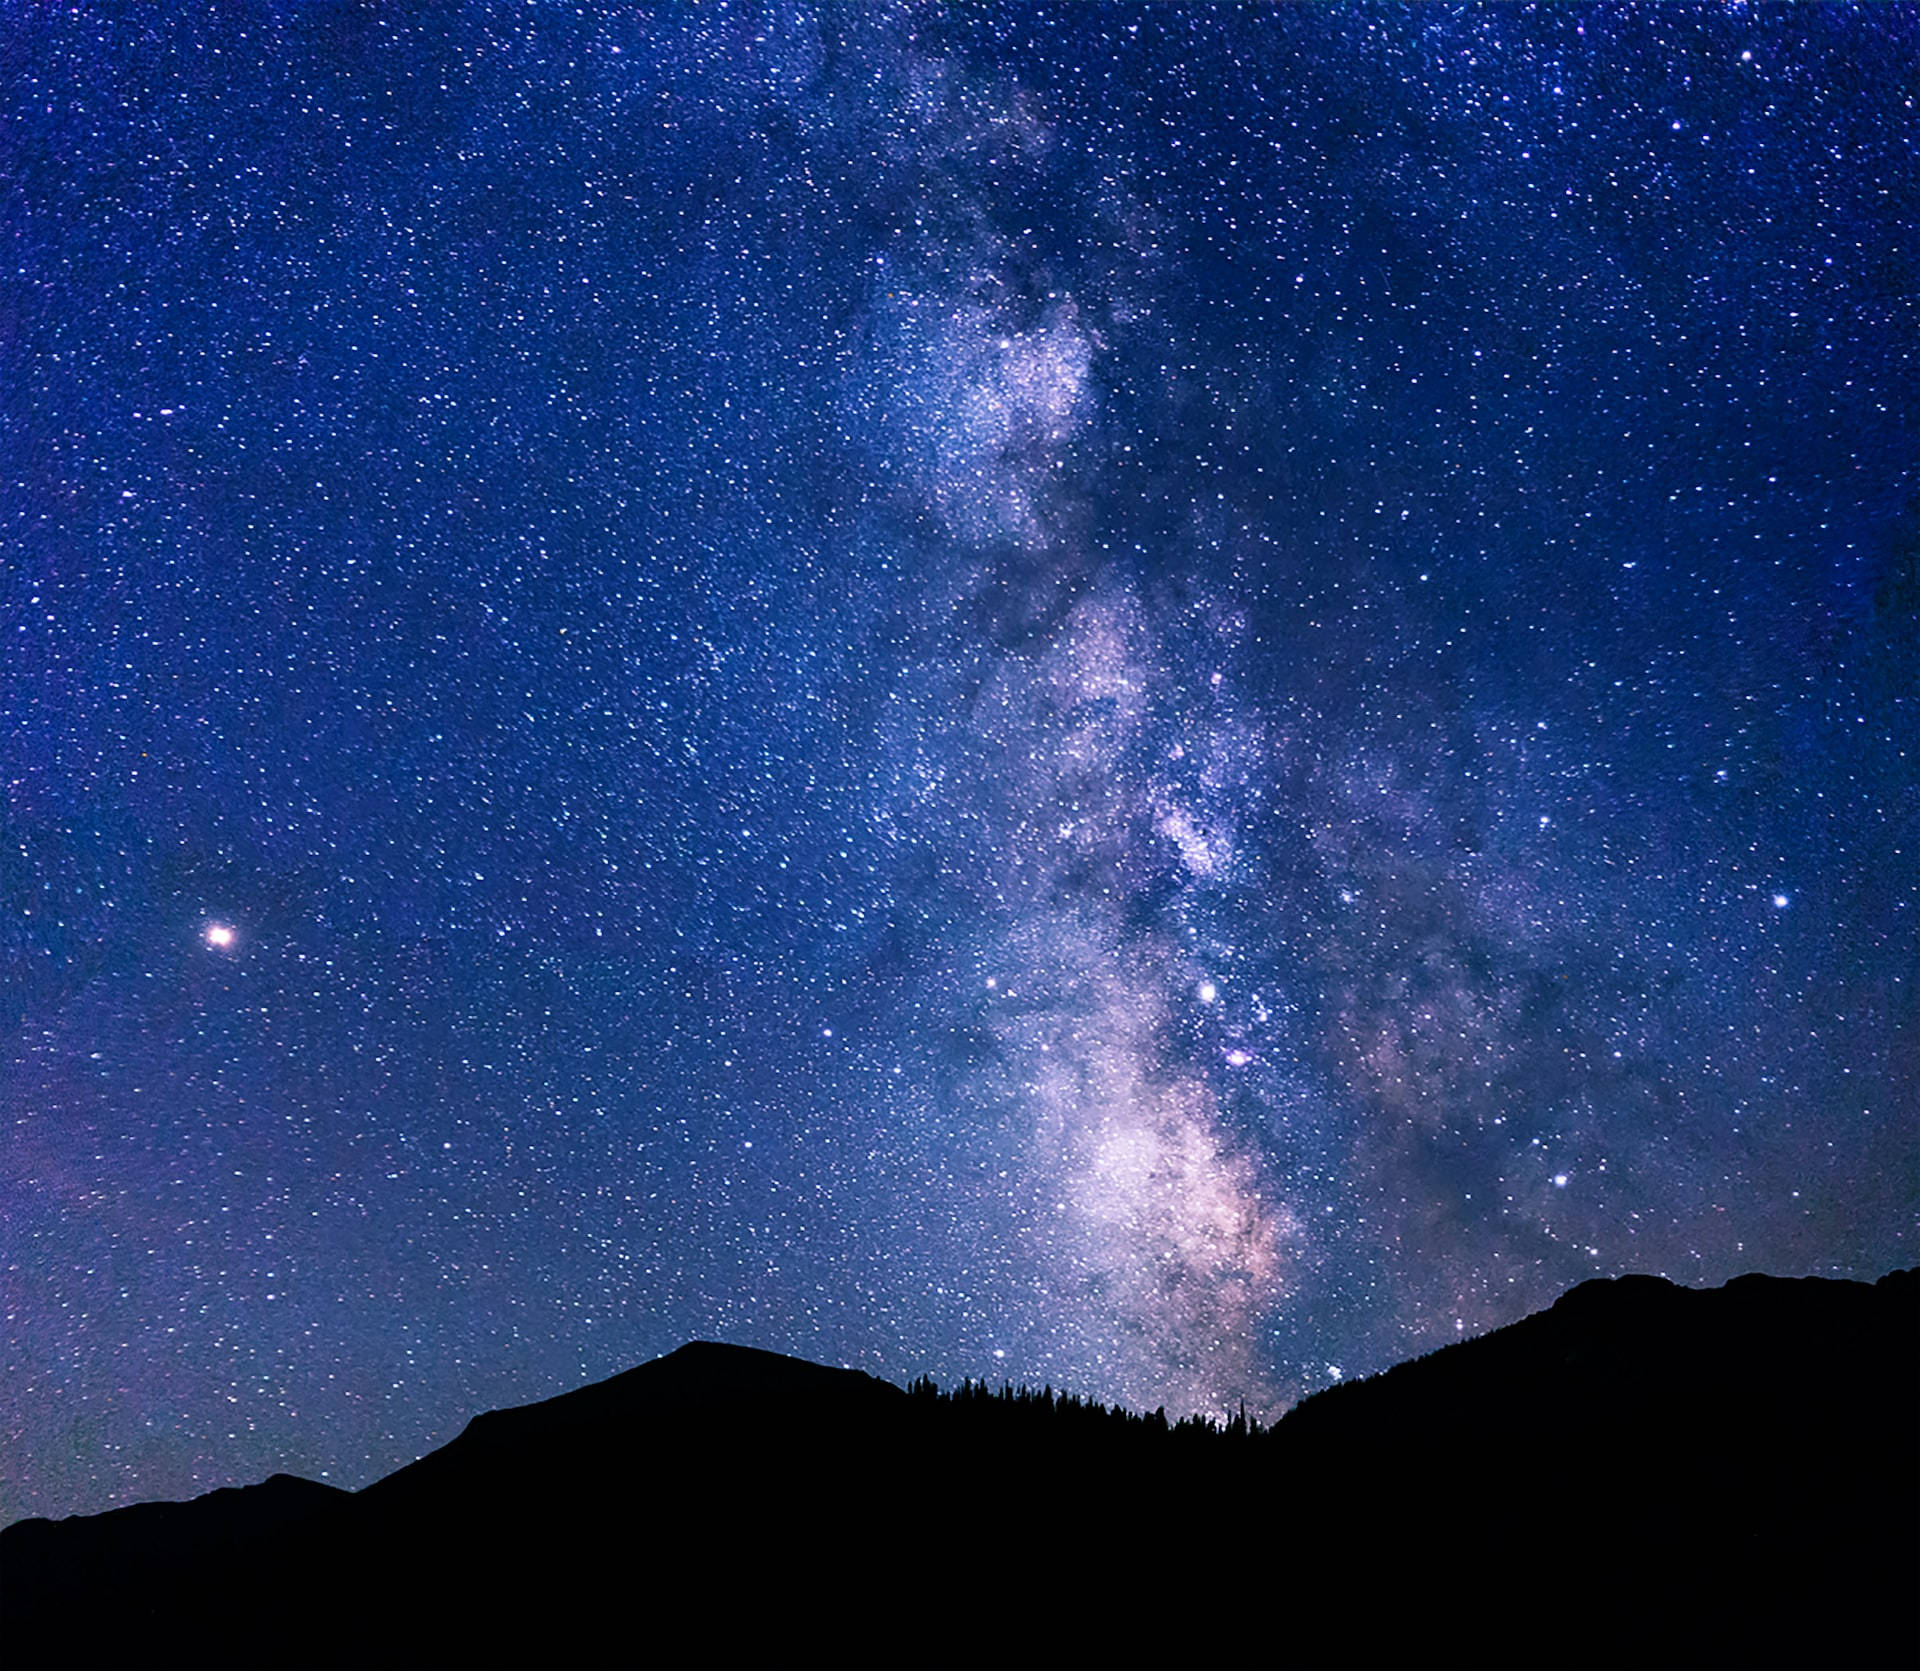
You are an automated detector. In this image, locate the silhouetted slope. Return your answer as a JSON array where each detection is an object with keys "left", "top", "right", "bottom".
[
  {"left": 4, "top": 1272, "right": 1913, "bottom": 1668},
  {"left": 1, "top": 1473, "right": 352, "bottom": 1667},
  {"left": 358, "top": 1341, "right": 908, "bottom": 1512},
  {"left": 1284, "top": 1270, "right": 1916, "bottom": 1446},
  {"left": 1273, "top": 1270, "right": 1917, "bottom": 1669},
  {"left": 0, "top": 1470, "right": 347, "bottom": 1584}
]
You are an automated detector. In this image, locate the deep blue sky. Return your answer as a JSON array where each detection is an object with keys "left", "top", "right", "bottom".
[{"left": 5, "top": 2, "right": 1915, "bottom": 1523}]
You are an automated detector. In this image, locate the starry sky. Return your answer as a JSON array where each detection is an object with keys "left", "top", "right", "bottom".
[{"left": 5, "top": 3, "right": 1916, "bottom": 1523}]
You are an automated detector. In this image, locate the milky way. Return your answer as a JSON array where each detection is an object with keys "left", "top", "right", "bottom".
[{"left": 4, "top": 4, "right": 1915, "bottom": 1521}]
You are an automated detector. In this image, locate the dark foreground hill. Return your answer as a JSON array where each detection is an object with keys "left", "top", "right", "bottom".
[{"left": 4, "top": 1270, "right": 1914, "bottom": 1668}]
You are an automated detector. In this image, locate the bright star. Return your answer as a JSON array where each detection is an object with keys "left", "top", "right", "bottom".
[
  {"left": 1771, "top": 893, "right": 1790, "bottom": 909},
  {"left": 204, "top": 923, "right": 235, "bottom": 948}
]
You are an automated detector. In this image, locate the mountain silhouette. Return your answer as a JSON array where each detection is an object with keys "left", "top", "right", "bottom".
[{"left": 4, "top": 1270, "right": 1913, "bottom": 1668}]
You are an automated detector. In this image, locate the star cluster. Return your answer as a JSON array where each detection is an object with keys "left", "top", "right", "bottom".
[{"left": 4, "top": 4, "right": 1914, "bottom": 1521}]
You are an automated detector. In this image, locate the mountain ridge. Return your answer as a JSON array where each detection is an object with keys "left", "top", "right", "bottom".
[{"left": 5, "top": 1266, "right": 1914, "bottom": 1668}]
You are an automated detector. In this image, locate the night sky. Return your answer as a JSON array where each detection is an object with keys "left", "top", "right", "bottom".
[{"left": 5, "top": 3, "right": 1916, "bottom": 1524}]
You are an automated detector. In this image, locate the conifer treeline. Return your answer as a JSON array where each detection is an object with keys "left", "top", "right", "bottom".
[{"left": 903, "top": 1373, "right": 1266, "bottom": 1440}]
